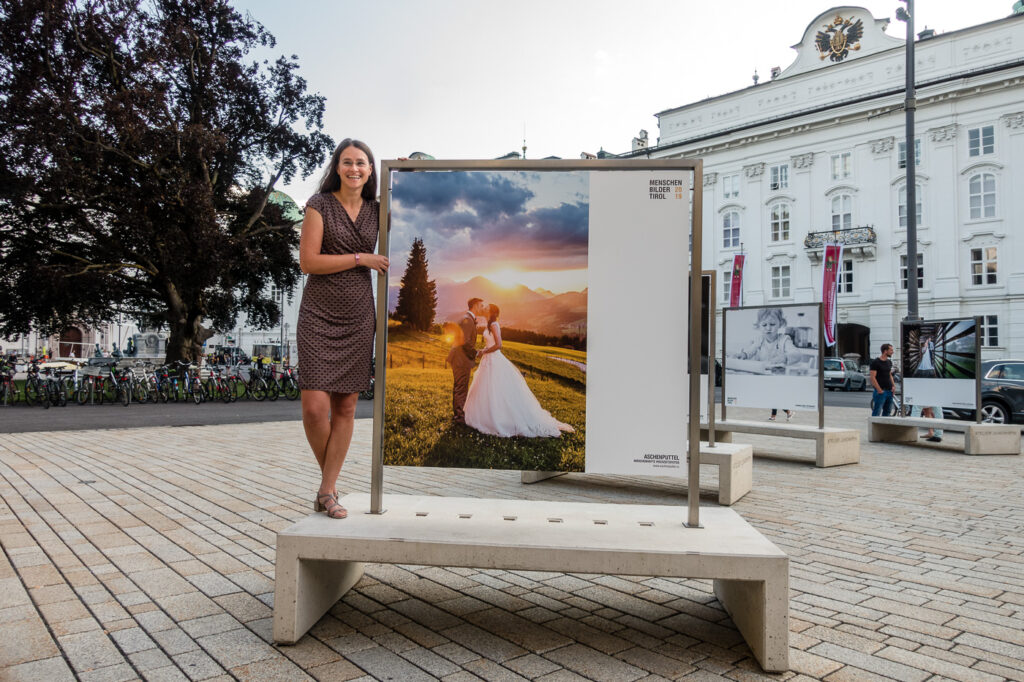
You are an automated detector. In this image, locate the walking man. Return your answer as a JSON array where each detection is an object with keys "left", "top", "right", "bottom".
[{"left": 870, "top": 343, "right": 896, "bottom": 417}]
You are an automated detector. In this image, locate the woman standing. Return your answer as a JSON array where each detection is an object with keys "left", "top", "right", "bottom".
[{"left": 297, "top": 139, "right": 389, "bottom": 519}]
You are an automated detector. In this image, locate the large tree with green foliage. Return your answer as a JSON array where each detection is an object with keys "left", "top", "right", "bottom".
[
  {"left": 393, "top": 238, "right": 438, "bottom": 332},
  {"left": 0, "top": 0, "right": 332, "bottom": 362}
]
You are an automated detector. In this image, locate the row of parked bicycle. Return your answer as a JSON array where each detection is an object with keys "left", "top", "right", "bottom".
[{"left": 0, "top": 356, "right": 300, "bottom": 408}]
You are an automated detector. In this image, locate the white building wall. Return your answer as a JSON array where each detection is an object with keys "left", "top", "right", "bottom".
[{"left": 633, "top": 7, "right": 1024, "bottom": 361}]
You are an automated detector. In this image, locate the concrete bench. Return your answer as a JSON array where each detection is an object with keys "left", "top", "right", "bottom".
[
  {"left": 701, "top": 420, "right": 860, "bottom": 467},
  {"left": 274, "top": 493, "right": 790, "bottom": 672},
  {"left": 868, "top": 416, "right": 1021, "bottom": 455},
  {"left": 521, "top": 442, "right": 754, "bottom": 506}
]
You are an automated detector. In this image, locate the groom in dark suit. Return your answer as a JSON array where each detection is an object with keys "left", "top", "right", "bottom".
[{"left": 449, "top": 297, "right": 486, "bottom": 425}]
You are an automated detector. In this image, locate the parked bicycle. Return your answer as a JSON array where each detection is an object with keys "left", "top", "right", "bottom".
[
  {"left": 2, "top": 356, "right": 307, "bottom": 409},
  {"left": 242, "top": 359, "right": 270, "bottom": 402},
  {"left": 1, "top": 354, "right": 18, "bottom": 406},
  {"left": 174, "top": 361, "right": 205, "bottom": 404},
  {"left": 203, "top": 365, "right": 237, "bottom": 403},
  {"left": 23, "top": 358, "right": 49, "bottom": 408}
]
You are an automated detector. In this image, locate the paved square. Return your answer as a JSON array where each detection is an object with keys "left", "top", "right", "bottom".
[{"left": 1, "top": 407, "right": 1022, "bottom": 680}]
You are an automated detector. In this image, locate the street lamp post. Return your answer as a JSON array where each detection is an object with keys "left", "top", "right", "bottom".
[
  {"left": 279, "top": 286, "right": 286, "bottom": 365},
  {"left": 897, "top": 0, "right": 919, "bottom": 322}
]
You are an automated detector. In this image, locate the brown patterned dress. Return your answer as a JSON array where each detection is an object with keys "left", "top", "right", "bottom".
[{"left": 297, "top": 193, "right": 379, "bottom": 393}]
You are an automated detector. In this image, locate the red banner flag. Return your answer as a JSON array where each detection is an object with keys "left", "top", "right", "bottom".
[
  {"left": 822, "top": 243, "right": 843, "bottom": 347},
  {"left": 729, "top": 254, "right": 745, "bottom": 308}
]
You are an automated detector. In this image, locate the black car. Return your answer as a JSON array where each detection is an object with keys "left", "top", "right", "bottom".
[{"left": 946, "top": 359, "right": 1024, "bottom": 424}]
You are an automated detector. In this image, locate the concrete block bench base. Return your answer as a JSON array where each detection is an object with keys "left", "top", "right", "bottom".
[
  {"left": 868, "top": 417, "right": 1021, "bottom": 455},
  {"left": 274, "top": 493, "right": 790, "bottom": 672},
  {"left": 520, "top": 441, "right": 754, "bottom": 505},
  {"left": 702, "top": 420, "right": 860, "bottom": 467}
]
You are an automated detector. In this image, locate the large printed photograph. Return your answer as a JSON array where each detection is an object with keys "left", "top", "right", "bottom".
[
  {"left": 902, "top": 319, "right": 977, "bottom": 379},
  {"left": 383, "top": 170, "right": 587, "bottom": 471},
  {"left": 901, "top": 318, "right": 978, "bottom": 409},
  {"left": 723, "top": 304, "right": 821, "bottom": 411}
]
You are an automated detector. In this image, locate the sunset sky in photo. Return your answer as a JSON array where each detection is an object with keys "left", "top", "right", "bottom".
[{"left": 390, "top": 171, "right": 590, "bottom": 294}]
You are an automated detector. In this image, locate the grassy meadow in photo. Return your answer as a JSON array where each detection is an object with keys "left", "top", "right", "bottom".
[{"left": 382, "top": 325, "right": 586, "bottom": 471}]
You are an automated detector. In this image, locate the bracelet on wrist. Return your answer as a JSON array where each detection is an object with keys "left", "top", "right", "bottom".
[{"left": 354, "top": 253, "right": 360, "bottom": 267}]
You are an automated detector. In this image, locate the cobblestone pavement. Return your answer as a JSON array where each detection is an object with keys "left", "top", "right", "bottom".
[{"left": 1, "top": 407, "right": 1022, "bottom": 681}]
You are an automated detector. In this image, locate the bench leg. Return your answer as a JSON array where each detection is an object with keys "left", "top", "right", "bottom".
[
  {"left": 816, "top": 431, "right": 861, "bottom": 467},
  {"left": 700, "top": 428, "right": 733, "bottom": 443},
  {"left": 717, "top": 455, "right": 752, "bottom": 505},
  {"left": 521, "top": 471, "right": 569, "bottom": 484},
  {"left": 868, "top": 422, "right": 917, "bottom": 444},
  {"left": 714, "top": 566, "right": 789, "bottom": 672},
  {"left": 964, "top": 425, "right": 1022, "bottom": 455},
  {"left": 274, "top": 542, "right": 364, "bottom": 644}
]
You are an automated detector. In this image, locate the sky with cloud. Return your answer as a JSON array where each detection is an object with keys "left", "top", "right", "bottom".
[
  {"left": 390, "top": 171, "right": 590, "bottom": 293},
  {"left": 235, "top": 0, "right": 1010, "bottom": 206}
]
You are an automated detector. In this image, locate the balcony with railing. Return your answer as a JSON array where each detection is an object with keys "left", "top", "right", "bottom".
[{"left": 804, "top": 226, "right": 877, "bottom": 263}]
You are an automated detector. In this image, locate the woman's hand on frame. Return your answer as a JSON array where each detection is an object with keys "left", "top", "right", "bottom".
[{"left": 361, "top": 254, "right": 389, "bottom": 274}]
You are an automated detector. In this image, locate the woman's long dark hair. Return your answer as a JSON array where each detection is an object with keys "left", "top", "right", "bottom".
[
  {"left": 316, "top": 138, "right": 377, "bottom": 201},
  {"left": 487, "top": 304, "right": 500, "bottom": 326}
]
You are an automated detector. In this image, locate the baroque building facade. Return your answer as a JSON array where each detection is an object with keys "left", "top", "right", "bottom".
[{"left": 625, "top": 6, "right": 1024, "bottom": 363}]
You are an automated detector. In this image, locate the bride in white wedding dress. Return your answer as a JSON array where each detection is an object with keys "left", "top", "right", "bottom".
[{"left": 464, "top": 305, "right": 575, "bottom": 438}]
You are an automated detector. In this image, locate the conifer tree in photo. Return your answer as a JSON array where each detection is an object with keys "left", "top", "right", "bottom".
[{"left": 393, "top": 238, "right": 438, "bottom": 331}]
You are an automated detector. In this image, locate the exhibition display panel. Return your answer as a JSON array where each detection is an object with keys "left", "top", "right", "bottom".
[
  {"left": 721, "top": 303, "right": 824, "bottom": 421},
  {"left": 274, "top": 159, "right": 791, "bottom": 672},
  {"left": 378, "top": 164, "right": 690, "bottom": 478},
  {"left": 901, "top": 317, "right": 981, "bottom": 415}
]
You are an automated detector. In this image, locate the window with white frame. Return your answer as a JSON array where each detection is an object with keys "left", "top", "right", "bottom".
[
  {"left": 837, "top": 259, "right": 853, "bottom": 294},
  {"left": 722, "top": 269, "right": 732, "bottom": 304},
  {"left": 770, "top": 203, "right": 790, "bottom": 242},
  {"left": 771, "top": 265, "right": 791, "bottom": 298},
  {"left": 830, "top": 152, "right": 851, "bottom": 180},
  {"left": 969, "top": 173, "right": 996, "bottom": 219},
  {"left": 722, "top": 211, "right": 740, "bottom": 248},
  {"left": 900, "top": 253, "right": 924, "bottom": 290},
  {"left": 769, "top": 164, "right": 789, "bottom": 191},
  {"left": 722, "top": 174, "right": 740, "bottom": 199},
  {"left": 831, "top": 194, "right": 852, "bottom": 231},
  {"left": 979, "top": 315, "right": 999, "bottom": 347},
  {"left": 269, "top": 284, "right": 280, "bottom": 301},
  {"left": 898, "top": 184, "right": 923, "bottom": 227},
  {"left": 898, "top": 139, "right": 921, "bottom": 169},
  {"left": 968, "top": 125, "right": 995, "bottom": 157},
  {"left": 970, "top": 247, "right": 998, "bottom": 285}
]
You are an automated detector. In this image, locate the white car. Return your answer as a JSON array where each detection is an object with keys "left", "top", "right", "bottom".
[{"left": 823, "top": 357, "right": 868, "bottom": 391}]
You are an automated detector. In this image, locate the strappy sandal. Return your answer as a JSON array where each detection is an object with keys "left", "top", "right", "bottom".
[
  {"left": 314, "top": 490, "right": 339, "bottom": 512},
  {"left": 316, "top": 492, "right": 347, "bottom": 519}
]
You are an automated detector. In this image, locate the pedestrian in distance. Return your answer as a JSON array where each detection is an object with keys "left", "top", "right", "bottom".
[
  {"left": 869, "top": 343, "right": 896, "bottom": 417},
  {"left": 297, "top": 139, "right": 390, "bottom": 520}
]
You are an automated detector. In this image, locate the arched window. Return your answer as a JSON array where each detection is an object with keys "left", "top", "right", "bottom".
[
  {"left": 769, "top": 203, "right": 790, "bottom": 242},
  {"left": 831, "top": 194, "right": 852, "bottom": 231},
  {"left": 898, "top": 184, "right": 922, "bottom": 227},
  {"left": 969, "top": 173, "right": 996, "bottom": 219},
  {"left": 722, "top": 211, "right": 740, "bottom": 248}
]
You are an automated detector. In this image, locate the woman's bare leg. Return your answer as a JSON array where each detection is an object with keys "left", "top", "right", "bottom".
[
  {"left": 319, "top": 392, "right": 358, "bottom": 496},
  {"left": 301, "top": 390, "right": 332, "bottom": 471}
]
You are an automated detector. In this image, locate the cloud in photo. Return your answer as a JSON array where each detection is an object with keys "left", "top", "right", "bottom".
[{"left": 391, "top": 171, "right": 589, "bottom": 290}]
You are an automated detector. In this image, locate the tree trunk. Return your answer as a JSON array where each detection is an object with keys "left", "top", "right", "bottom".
[{"left": 164, "top": 290, "right": 214, "bottom": 365}]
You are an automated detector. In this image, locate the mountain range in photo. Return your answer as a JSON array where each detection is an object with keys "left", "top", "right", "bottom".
[{"left": 388, "top": 275, "right": 587, "bottom": 338}]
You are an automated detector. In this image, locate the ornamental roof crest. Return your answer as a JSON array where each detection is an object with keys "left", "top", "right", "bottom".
[
  {"left": 815, "top": 14, "right": 865, "bottom": 62},
  {"left": 779, "top": 6, "right": 903, "bottom": 79}
]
